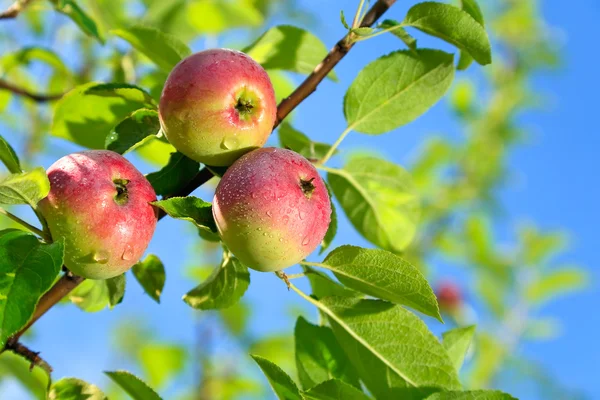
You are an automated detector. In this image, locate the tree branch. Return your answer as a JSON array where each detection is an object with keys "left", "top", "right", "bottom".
[
  {"left": 0, "top": 0, "right": 34, "bottom": 19},
  {"left": 4, "top": 341, "right": 53, "bottom": 375},
  {"left": 0, "top": 78, "right": 64, "bottom": 102}
]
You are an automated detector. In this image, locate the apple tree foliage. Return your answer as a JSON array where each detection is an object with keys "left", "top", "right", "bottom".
[{"left": 0, "top": 0, "right": 588, "bottom": 399}]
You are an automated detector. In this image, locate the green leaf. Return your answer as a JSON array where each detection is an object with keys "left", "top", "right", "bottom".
[
  {"left": 183, "top": 255, "right": 249, "bottom": 310},
  {"left": 304, "top": 379, "right": 371, "bottom": 400},
  {"left": 316, "top": 246, "right": 441, "bottom": 320},
  {"left": 132, "top": 254, "right": 165, "bottom": 303},
  {"left": 278, "top": 122, "right": 335, "bottom": 161},
  {"left": 146, "top": 152, "right": 200, "bottom": 197},
  {"left": 403, "top": 2, "right": 491, "bottom": 65},
  {"left": 340, "top": 10, "right": 349, "bottom": 30},
  {"left": 49, "top": 377, "right": 107, "bottom": 400},
  {"left": 351, "top": 27, "right": 374, "bottom": 36},
  {"left": 344, "top": 49, "right": 454, "bottom": 134},
  {"left": 456, "top": 0, "right": 484, "bottom": 70},
  {"left": 327, "top": 156, "right": 420, "bottom": 252},
  {"left": 425, "top": 390, "right": 516, "bottom": 400},
  {"left": 139, "top": 343, "right": 187, "bottom": 389},
  {"left": 243, "top": 25, "right": 336, "bottom": 80},
  {"left": 0, "top": 352, "right": 49, "bottom": 399},
  {"left": 468, "top": 334, "right": 505, "bottom": 388},
  {"left": 250, "top": 354, "right": 304, "bottom": 400},
  {"left": 303, "top": 266, "right": 362, "bottom": 299},
  {"left": 105, "top": 370, "right": 162, "bottom": 400},
  {"left": 525, "top": 267, "right": 588, "bottom": 305},
  {"left": 1, "top": 47, "right": 70, "bottom": 76},
  {"left": 52, "top": 0, "right": 104, "bottom": 43},
  {"left": 52, "top": 82, "right": 156, "bottom": 149},
  {"left": 0, "top": 230, "right": 64, "bottom": 347},
  {"left": 151, "top": 197, "right": 217, "bottom": 233},
  {"left": 442, "top": 325, "right": 476, "bottom": 372},
  {"left": 0, "top": 134, "right": 21, "bottom": 173},
  {"left": 319, "top": 184, "right": 337, "bottom": 255},
  {"left": 295, "top": 317, "right": 360, "bottom": 390},
  {"left": 267, "top": 69, "right": 296, "bottom": 103},
  {"left": 105, "top": 109, "right": 160, "bottom": 154},
  {"left": 379, "top": 20, "right": 417, "bottom": 53},
  {"left": 0, "top": 168, "right": 50, "bottom": 208},
  {"left": 106, "top": 273, "right": 126, "bottom": 307},
  {"left": 112, "top": 24, "right": 192, "bottom": 72},
  {"left": 68, "top": 279, "right": 115, "bottom": 312},
  {"left": 314, "top": 297, "right": 460, "bottom": 397},
  {"left": 187, "top": 0, "right": 263, "bottom": 34}
]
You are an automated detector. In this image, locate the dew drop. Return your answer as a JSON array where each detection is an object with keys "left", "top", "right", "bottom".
[
  {"left": 299, "top": 211, "right": 306, "bottom": 220},
  {"left": 221, "top": 136, "right": 240, "bottom": 150},
  {"left": 121, "top": 245, "right": 134, "bottom": 261},
  {"left": 302, "top": 236, "right": 310, "bottom": 246},
  {"left": 93, "top": 250, "right": 109, "bottom": 264},
  {"left": 266, "top": 211, "right": 272, "bottom": 217},
  {"left": 263, "top": 232, "right": 268, "bottom": 236},
  {"left": 279, "top": 238, "right": 284, "bottom": 242}
]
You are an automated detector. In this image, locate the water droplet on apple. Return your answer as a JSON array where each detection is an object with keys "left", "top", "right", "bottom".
[
  {"left": 282, "top": 215, "right": 289, "bottom": 225},
  {"left": 266, "top": 211, "right": 272, "bottom": 217},
  {"left": 93, "top": 250, "right": 109, "bottom": 264},
  {"left": 299, "top": 211, "right": 306, "bottom": 220},
  {"left": 221, "top": 136, "right": 240, "bottom": 150},
  {"left": 121, "top": 245, "right": 134, "bottom": 261},
  {"left": 302, "top": 237, "right": 310, "bottom": 246}
]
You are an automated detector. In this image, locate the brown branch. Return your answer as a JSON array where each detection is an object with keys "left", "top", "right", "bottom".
[
  {"left": 0, "top": 78, "right": 64, "bottom": 102},
  {"left": 4, "top": 341, "right": 53, "bottom": 375},
  {"left": 0, "top": 0, "right": 34, "bottom": 19}
]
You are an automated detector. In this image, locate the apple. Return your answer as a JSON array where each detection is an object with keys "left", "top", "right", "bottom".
[
  {"left": 159, "top": 49, "right": 277, "bottom": 167},
  {"left": 435, "top": 281, "right": 463, "bottom": 311},
  {"left": 213, "top": 148, "right": 331, "bottom": 272},
  {"left": 39, "top": 150, "right": 157, "bottom": 279}
]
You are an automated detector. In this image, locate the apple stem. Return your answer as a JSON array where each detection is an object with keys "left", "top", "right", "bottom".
[{"left": 300, "top": 177, "right": 316, "bottom": 199}]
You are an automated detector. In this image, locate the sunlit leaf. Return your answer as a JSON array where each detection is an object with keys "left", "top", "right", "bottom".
[
  {"left": 525, "top": 267, "right": 587, "bottom": 305},
  {"left": 442, "top": 325, "right": 475, "bottom": 372},
  {"left": 105, "top": 109, "right": 160, "bottom": 155},
  {"left": 139, "top": 343, "right": 187, "bottom": 389},
  {"left": 105, "top": 370, "right": 162, "bottom": 400},
  {"left": 49, "top": 377, "right": 107, "bottom": 400},
  {"left": 304, "top": 379, "right": 371, "bottom": 400},
  {"left": 0, "top": 167, "right": 49, "bottom": 208},
  {"left": 250, "top": 355, "right": 303, "bottom": 400},
  {"left": 132, "top": 254, "right": 165, "bottom": 303},
  {"left": 151, "top": 196, "right": 216, "bottom": 233},
  {"left": 52, "top": 0, "right": 104, "bottom": 43}
]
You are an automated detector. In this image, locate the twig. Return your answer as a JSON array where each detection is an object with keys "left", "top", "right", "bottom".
[
  {"left": 0, "top": 206, "right": 50, "bottom": 240},
  {"left": 0, "top": 0, "right": 34, "bottom": 19},
  {"left": 275, "top": 271, "right": 291, "bottom": 290},
  {"left": 0, "top": 78, "right": 64, "bottom": 102},
  {"left": 4, "top": 340, "right": 53, "bottom": 375}
]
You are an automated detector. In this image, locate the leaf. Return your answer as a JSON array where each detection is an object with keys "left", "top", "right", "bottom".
[
  {"left": 314, "top": 297, "right": 460, "bottom": 397},
  {"left": 379, "top": 20, "right": 417, "bottom": 53},
  {"left": 0, "top": 230, "right": 64, "bottom": 347},
  {"left": 295, "top": 317, "right": 360, "bottom": 390},
  {"left": 132, "top": 254, "right": 165, "bottom": 303},
  {"left": 243, "top": 25, "right": 336, "bottom": 80},
  {"left": 0, "top": 168, "right": 50, "bottom": 208},
  {"left": 403, "top": 2, "right": 491, "bottom": 65},
  {"left": 139, "top": 343, "right": 187, "bottom": 389},
  {"left": 303, "top": 379, "right": 371, "bottom": 400},
  {"left": 278, "top": 122, "right": 335, "bottom": 161},
  {"left": 442, "top": 325, "right": 476, "bottom": 372},
  {"left": 525, "top": 267, "right": 588, "bottom": 305},
  {"left": 319, "top": 184, "right": 337, "bottom": 255},
  {"left": 68, "top": 279, "right": 116, "bottom": 312},
  {"left": 151, "top": 197, "right": 217, "bottom": 233},
  {"left": 344, "top": 49, "right": 454, "bottom": 134},
  {"left": 183, "top": 255, "right": 249, "bottom": 310},
  {"left": 49, "top": 377, "right": 107, "bottom": 400},
  {"left": 456, "top": 0, "right": 484, "bottom": 70},
  {"left": 0, "top": 352, "right": 49, "bottom": 399},
  {"left": 250, "top": 355, "right": 304, "bottom": 400},
  {"left": 0, "top": 135, "right": 21, "bottom": 173},
  {"left": 187, "top": 0, "right": 263, "bottom": 34},
  {"left": 1, "top": 47, "right": 70, "bottom": 77},
  {"left": 303, "top": 266, "right": 361, "bottom": 299},
  {"left": 327, "top": 156, "right": 420, "bottom": 252},
  {"left": 52, "top": 82, "right": 156, "bottom": 149},
  {"left": 340, "top": 10, "right": 349, "bottom": 29},
  {"left": 351, "top": 27, "right": 373, "bottom": 36},
  {"left": 105, "top": 109, "right": 160, "bottom": 154},
  {"left": 106, "top": 273, "right": 126, "bottom": 307},
  {"left": 52, "top": 0, "right": 104, "bottom": 43},
  {"left": 425, "top": 390, "right": 516, "bottom": 400},
  {"left": 112, "top": 24, "right": 192, "bottom": 72},
  {"left": 468, "top": 334, "right": 505, "bottom": 388},
  {"left": 146, "top": 152, "right": 200, "bottom": 197},
  {"left": 105, "top": 370, "right": 162, "bottom": 400},
  {"left": 317, "top": 246, "right": 441, "bottom": 320}
]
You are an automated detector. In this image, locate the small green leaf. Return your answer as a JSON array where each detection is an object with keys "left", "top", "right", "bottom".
[
  {"left": 52, "top": 0, "right": 104, "bottom": 43},
  {"left": 52, "top": 82, "right": 156, "bottom": 149},
  {"left": 106, "top": 273, "right": 126, "bottom": 307},
  {"left": 1, "top": 47, "right": 70, "bottom": 77},
  {"left": 68, "top": 279, "right": 111, "bottom": 312},
  {"left": 0, "top": 230, "right": 64, "bottom": 347},
  {"left": 132, "top": 254, "right": 165, "bottom": 303},
  {"left": 112, "top": 24, "right": 192, "bottom": 72},
  {"left": 403, "top": 2, "right": 491, "bottom": 65},
  {"left": 139, "top": 343, "right": 187, "bottom": 389},
  {"left": 425, "top": 390, "right": 517, "bottom": 400},
  {"left": 295, "top": 317, "right": 360, "bottom": 390},
  {"left": 105, "top": 109, "right": 160, "bottom": 154},
  {"left": 344, "top": 49, "right": 454, "bottom": 134},
  {"left": 317, "top": 246, "right": 441, "bottom": 320},
  {"left": 0, "top": 167, "right": 50, "bottom": 208},
  {"left": 49, "top": 377, "right": 107, "bottom": 400},
  {"left": 379, "top": 19, "right": 417, "bottom": 53},
  {"left": 0, "top": 352, "right": 49, "bottom": 399},
  {"left": 250, "top": 355, "right": 304, "bottom": 400},
  {"left": 0, "top": 135, "right": 21, "bottom": 174},
  {"left": 105, "top": 370, "right": 162, "bottom": 400},
  {"left": 456, "top": 0, "right": 484, "bottom": 70},
  {"left": 183, "top": 255, "right": 249, "bottom": 310},
  {"left": 525, "top": 267, "right": 588, "bottom": 305},
  {"left": 303, "top": 379, "right": 371, "bottom": 400},
  {"left": 442, "top": 325, "right": 476, "bottom": 372},
  {"left": 340, "top": 10, "right": 350, "bottom": 29},
  {"left": 319, "top": 184, "right": 337, "bottom": 255},
  {"left": 327, "top": 156, "right": 420, "bottom": 253},
  {"left": 278, "top": 122, "right": 335, "bottom": 161},
  {"left": 243, "top": 25, "right": 337, "bottom": 80},
  {"left": 146, "top": 152, "right": 199, "bottom": 197},
  {"left": 303, "top": 266, "right": 362, "bottom": 299},
  {"left": 151, "top": 196, "right": 216, "bottom": 233},
  {"left": 351, "top": 27, "right": 373, "bottom": 36}
]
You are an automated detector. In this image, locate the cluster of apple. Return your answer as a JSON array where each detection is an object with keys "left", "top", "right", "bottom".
[{"left": 40, "top": 49, "right": 331, "bottom": 280}]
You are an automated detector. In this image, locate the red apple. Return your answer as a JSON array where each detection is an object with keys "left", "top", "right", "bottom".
[
  {"left": 436, "top": 281, "right": 463, "bottom": 311},
  {"left": 213, "top": 148, "right": 331, "bottom": 272},
  {"left": 39, "top": 150, "right": 157, "bottom": 279},
  {"left": 159, "top": 49, "right": 277, "bottom": 166}
]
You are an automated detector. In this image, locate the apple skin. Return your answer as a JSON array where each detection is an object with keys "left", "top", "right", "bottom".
[
  {"left": 435, "top": 281, "right": 463, "bottom": 311},
  {"left": 213, "top": 148, "right": 331, "bottom": 272},
  {"left": 39, "top": 150, "right": 157, "bottom": 280},
  {"left": 159, "top": 49, "right": 277, "bottom": 167}
]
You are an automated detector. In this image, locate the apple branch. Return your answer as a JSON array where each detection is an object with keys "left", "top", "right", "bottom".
[
  {"left": 3, "top": 340, "right": 53, "bottom": 375},
  {"left": 0, "top": 78, "right": 64, "bottom": 102},
  {"left": 0, "top": 0, "right": 34, "bottom": 19}
]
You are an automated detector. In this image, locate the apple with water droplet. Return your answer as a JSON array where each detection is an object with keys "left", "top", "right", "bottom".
[
  {"left": 159, "top": 49, "right": 277, "bottom": 167},
  {"left": 213, "top": 148, "right": 331, "bottom": 272},
  {"left": 39, "top": 150, "right": 157, "bottom": 279}
]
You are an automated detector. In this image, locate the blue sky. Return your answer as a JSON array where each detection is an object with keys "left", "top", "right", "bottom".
[{"left": 1, "top": 0, "right": 598, "bottom": 398}]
